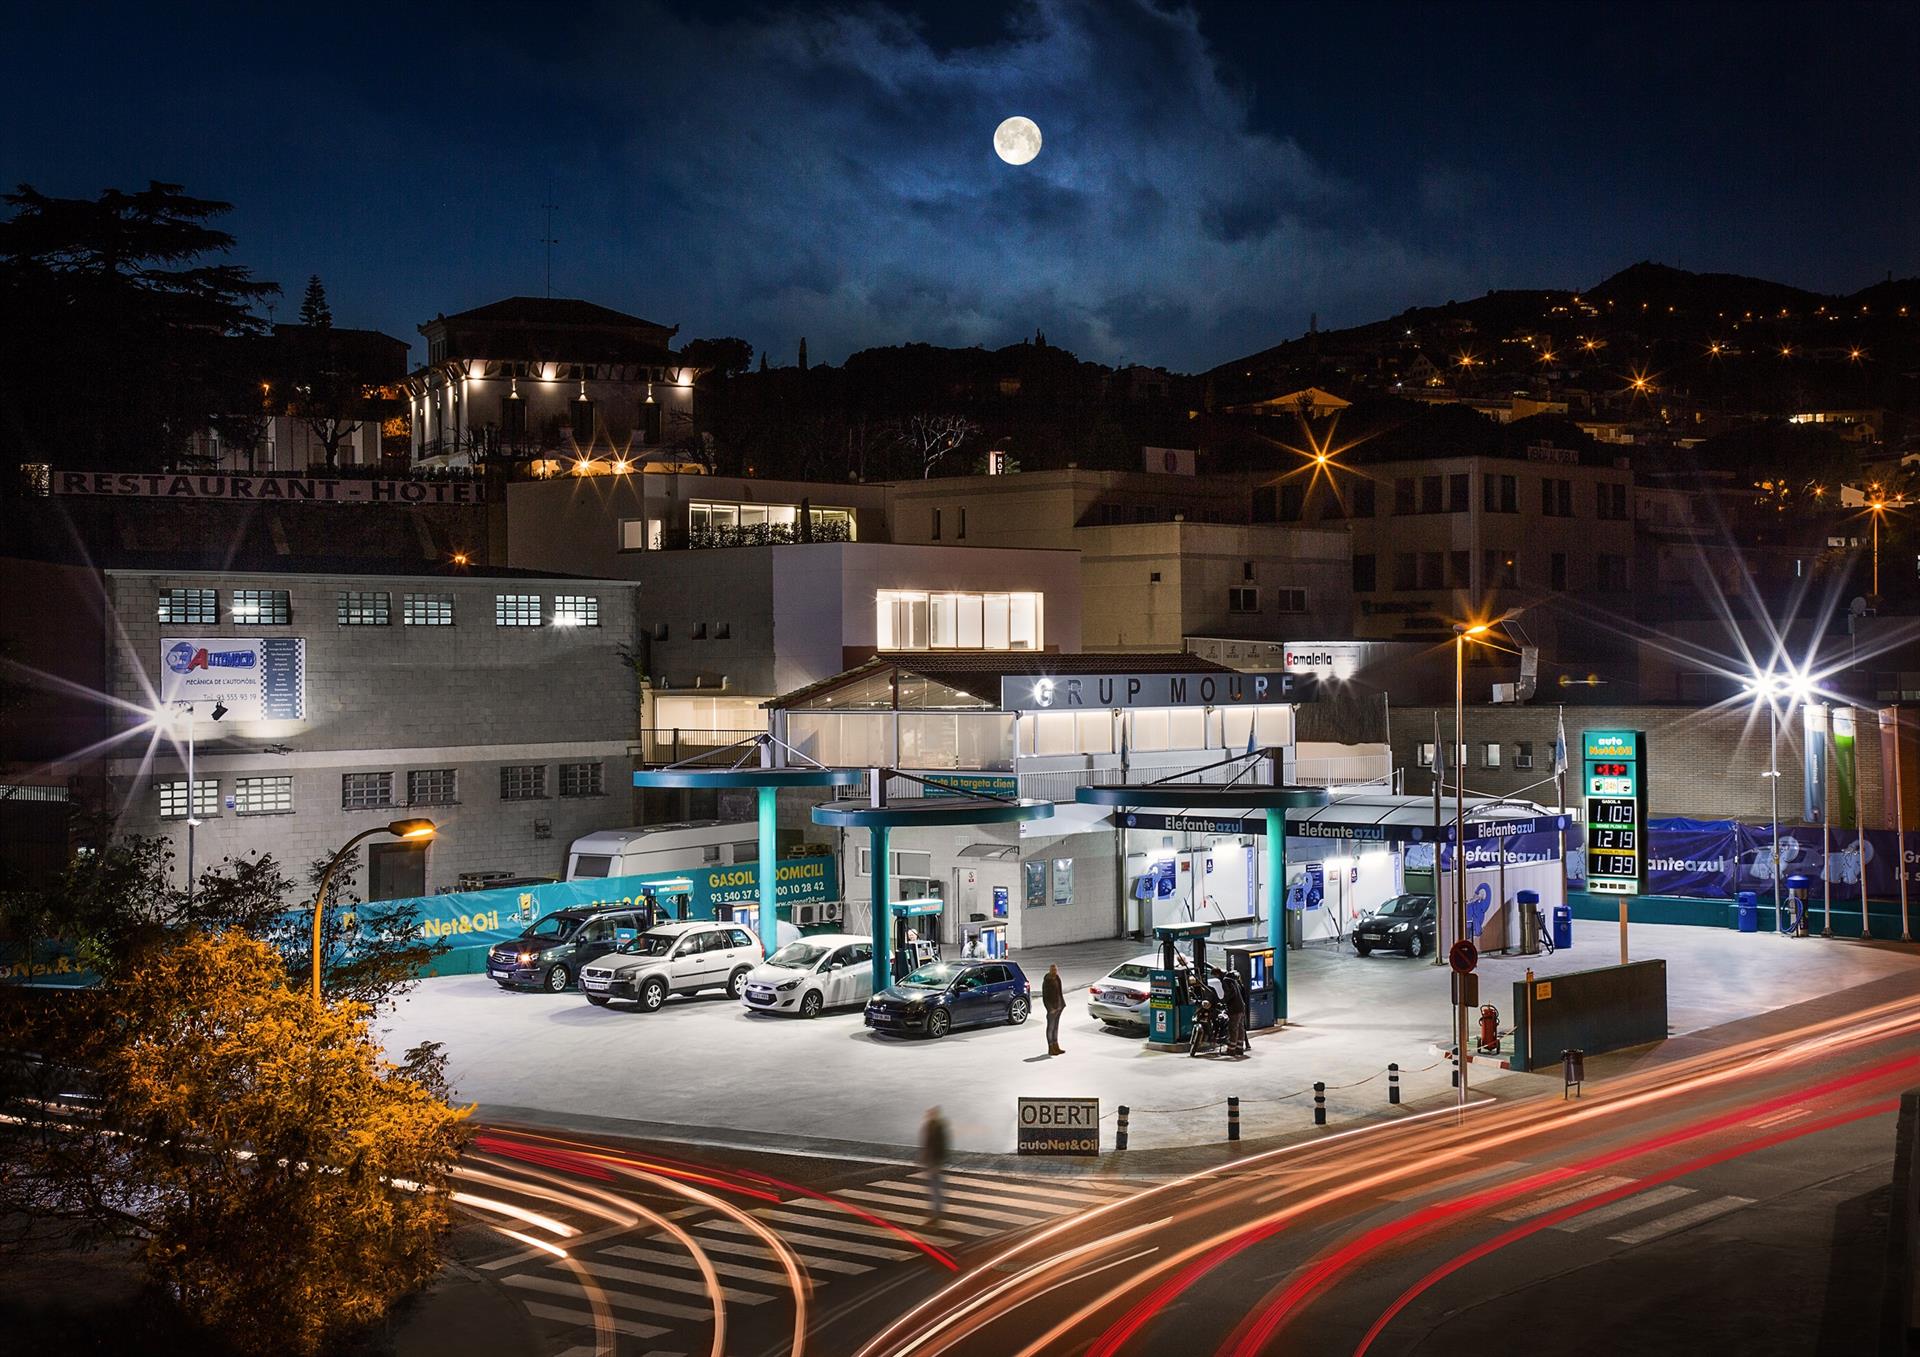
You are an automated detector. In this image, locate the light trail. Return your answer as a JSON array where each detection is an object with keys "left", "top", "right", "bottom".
[
  {"left": 1350, "top": 1097, "right": 1901, "bottom": 1356},
  {"left": 865, "top": 988, "right": 1920, "bottom": 1357}
]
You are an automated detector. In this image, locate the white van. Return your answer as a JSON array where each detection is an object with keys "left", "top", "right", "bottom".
[{"left": 566, "top": 820, "right": 761, "bottom": 881}]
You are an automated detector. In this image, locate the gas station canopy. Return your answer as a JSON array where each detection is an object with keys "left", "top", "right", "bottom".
[
  {"left": 1078, "top": 782, "right": 1328, "bottom": 1023},
  {"left": 811, "top": 795, "right": 1056, "bottom": 990},
  {"left": 634, "top": 748, "right": 862, "bottom": 957}
]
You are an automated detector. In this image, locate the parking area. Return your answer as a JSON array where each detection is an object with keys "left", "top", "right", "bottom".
[{"left": 377, "top": 920, "right": 1920, "bottom": 1156}]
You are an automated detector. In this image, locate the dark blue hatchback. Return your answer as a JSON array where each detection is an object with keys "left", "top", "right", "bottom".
[{"left": 864, "top": 960, "right": 1032, "bottom": 1039}]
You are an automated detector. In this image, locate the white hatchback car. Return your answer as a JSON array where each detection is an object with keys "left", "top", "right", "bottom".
[
  {"left": 579, "top": 921, "right": 764, "bottom": 1012},
  {"left": 742, "top": 934, "right": 877, "bottom": 1018}
]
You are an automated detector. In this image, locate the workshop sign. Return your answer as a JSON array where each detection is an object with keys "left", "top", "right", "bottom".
[
  {"left": 159, "top": 637, "right": 306, "bottom": 721},
  {"left": 1016, "top": 1097, "right": 1100, "bottom": 1156},
  {"left": 55, "top": 470, "right": 486, "bottom": 505}
]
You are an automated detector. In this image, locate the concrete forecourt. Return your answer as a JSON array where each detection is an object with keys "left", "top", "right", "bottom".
[{"left": 378, "top": 921, "right": 1920, "bottom": 1157}]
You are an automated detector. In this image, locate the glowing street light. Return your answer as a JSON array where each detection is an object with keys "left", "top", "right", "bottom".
[
  {"left": 1448, "top": 618, "right": 1496, "bottom": 1108},
  {"left": 310, "top": 818, "right": 436, "bottom": 1004}
]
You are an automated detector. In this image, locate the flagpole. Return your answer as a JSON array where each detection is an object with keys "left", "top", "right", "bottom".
[{"left": 1432, "top": 710, "right": 1445, "bottom": 967}]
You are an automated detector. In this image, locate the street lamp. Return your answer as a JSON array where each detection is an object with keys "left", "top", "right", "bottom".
[
  {"left": 166, "top": 699, "right": 229, "bottom": 908},
  {"left": 1451, "top": 620, "right": 1493, "bottom": 1109},
  {"left": 1746, "top": 666, "right": 1811, "bottom": 927},
  {"left": 310, "top": 818, "right": 436, "bottom": 1004}
]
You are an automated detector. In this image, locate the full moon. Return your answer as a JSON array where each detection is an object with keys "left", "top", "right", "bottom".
[{"left": 993, "top": 115, "right": 1042, "bottom": 166}]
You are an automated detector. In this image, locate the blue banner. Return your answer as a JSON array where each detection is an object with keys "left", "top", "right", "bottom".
[{"left": 339, "top": 855, "right": 839, "bottom": 976}]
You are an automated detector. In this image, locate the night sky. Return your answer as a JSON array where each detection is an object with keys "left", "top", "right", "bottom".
[{"left": 4, "top": 1, "right": 1915, "bottom": 372}]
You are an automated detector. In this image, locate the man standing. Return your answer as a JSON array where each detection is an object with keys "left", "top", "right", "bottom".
[
  {"left": 920, "top": 1105, "right": 951, "bottom": 1224},
  {"left": 1221, "top": 965, "right": 1249, "bottom": 1056},
  {"left": 1042, "top": 963, "right": 1066, "bottom": 1056}
]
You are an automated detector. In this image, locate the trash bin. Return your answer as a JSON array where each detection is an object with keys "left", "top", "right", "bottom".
[
  {"left": 1551, "top": 902, "right": 1573, "bottom": 951},
  {"left": 1516, "top": 889, "right": 1541, "bottom": 955},
  {"left": 1735, "top": 890, "right": 1758, "bottom": 933}
]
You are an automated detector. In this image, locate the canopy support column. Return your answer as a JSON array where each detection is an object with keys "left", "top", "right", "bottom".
[
  {"left": 756, "top": 785, "right": 780, "bottom": 956},
  {"left": 1266, "top": 806, "right": 1288, "bottom": 1023},
  {"left": 870, "top": 823, "right": 892, "bottom": 992}
]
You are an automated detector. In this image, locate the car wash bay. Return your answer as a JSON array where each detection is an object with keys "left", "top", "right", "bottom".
[{"left": 1113, "top": 794, "right": 1574, "bottom": 956}]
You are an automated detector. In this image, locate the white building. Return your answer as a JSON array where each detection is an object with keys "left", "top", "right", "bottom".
[{"left": 407, "top": 298, "right": 696, "bottom": 468}]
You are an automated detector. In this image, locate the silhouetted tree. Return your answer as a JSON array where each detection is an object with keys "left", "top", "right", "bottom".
[
  {"left": 0, "top": 181, "right": 277, "bottom": 470},
  {"left": 298, "top": 274, "right": 332, "bottom": 329}
]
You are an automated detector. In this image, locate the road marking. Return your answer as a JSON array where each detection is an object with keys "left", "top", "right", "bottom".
[
  {"left": 1552, "top": 1185, "right": 1695, "bottom": 1232},
  {"left": 503, "top": 1273, "right": 716, "bottom": 1324},
  {"left": 701, "top": 1216, "right": 915, "bottom": 1262},
  {"left": 1608, "top": 1195, "right": 1755, "bottom": 1245},
  {"left": 757, "top": 1205, "right": 972, "bottom": 1243},
  {"left": 915, "top": 1171, "right": 1134, "bottom": 1205},
  {"left": 1749, "top": 1106, "right": 1812, "bottom": 1129},
  {"left": 695, "top": 1220, "right": 879, "bottom": 1274},
  {"left": 565, "top": 1253, "right": 777, "bottom": 1306},
  {"left": 879, "top": 1179, "right": 1082, "bottom": 1215},
  {"left": 1492, "top": 1175, "right": 1637, "bottom": 1221},
  {"left": 602, "top": 1243, "right": 796, "bottom": 1285},
  {"left": 516, "top": 1301, "right": 668, "bottom": 1340},
  {"left": 839, "top": 1186, "right": 1061, "bottom": 1227}
]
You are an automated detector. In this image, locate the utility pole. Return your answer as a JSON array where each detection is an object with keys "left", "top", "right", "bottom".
[{"left": 540, "top": 188, "right": 559, "bottom": 298}]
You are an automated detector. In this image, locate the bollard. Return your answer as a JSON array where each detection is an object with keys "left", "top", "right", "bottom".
[
  {"left": 1227, "top": 1096, "right": 1240, "bottom": 1142},
  {"left": 1313, "top": 1081, "right": 1326, "bottom": 1127},
  {"left": 1115, "top": 1104, "right": 1130, "bottom": 1151},
  {"left": 1388, "top": 1062, "right": 1400, "bottom": 1105}
]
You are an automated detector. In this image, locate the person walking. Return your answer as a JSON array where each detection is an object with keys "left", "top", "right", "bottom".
[
  {"left": 920, "top": 1105, "right": 951, "bottom": 1224},
  {"left": 1042, "top": 963, "right": 1066, "bottom": 1055}
]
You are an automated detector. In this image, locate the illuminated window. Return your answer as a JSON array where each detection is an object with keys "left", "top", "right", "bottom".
[
  {"left": 876, "top": 591, "right": 1042, "bottom": 650},
  {"left": 407, "top": 769, "right": 456, "bottom": 805},
  {"left": 341, "top": 772, "right": 394, "bottom": 810},
  {"left": 553, "top": 595, "right": 600, "bottom": 627},
  {"left": 158, "top": 779, "right": 219, "bottom": 819},
  {"left": 495, "top": 594, "right": 543, "bottom": 627},
  {"left": 337, "top": 591, "right": 391, "bottom": 626},
  {"left": 404, "top": 593, "right": 454, "bottom": 626},
  {"left": 234, "top": 775, "right": 293, "bottom": 815},
  {"left": 231, "top": 589, "right": 291, "bottom": 625},
  {"left": 157, "top": 588, "right": 218, "bottom": 625}
]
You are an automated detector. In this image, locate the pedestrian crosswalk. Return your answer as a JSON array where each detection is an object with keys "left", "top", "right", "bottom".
[
  {"left": 478, "top": 1167, "right": 1141, "bottom": 1354},
  {"left": 1494, "top": 1177, "right": 1756, "bottom": 1247}
]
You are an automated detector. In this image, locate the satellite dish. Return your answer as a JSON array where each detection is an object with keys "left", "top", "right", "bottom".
[{"left": 1849, "top": 596, "right": 1869, "bottom": 616}]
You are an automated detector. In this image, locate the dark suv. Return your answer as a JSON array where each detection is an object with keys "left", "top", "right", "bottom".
[
  {"left": 487, "top": 904, "right": 654, "bottom": 992},
  {"left": 864, "top": 960, "right": 1032, "bottom": 1038}
]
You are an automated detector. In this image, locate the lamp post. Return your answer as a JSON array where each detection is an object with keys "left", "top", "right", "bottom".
[
  {"left": 310, "top": 818, "right": 435, "bottom": 1004},
  {"left": 167, "top": 699, "right": 228, "bottom": 908},
  {"left": 1452, "top": 621, "right": 1491, "bottom": 1109}
]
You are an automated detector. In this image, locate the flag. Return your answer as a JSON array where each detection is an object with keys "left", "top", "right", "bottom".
[
  {"left": 1552, "top": 707, "right": 1569, "bottom": 777},
  {"left": 1246, "top": 723, "right": 1258, "bottom": 758}
]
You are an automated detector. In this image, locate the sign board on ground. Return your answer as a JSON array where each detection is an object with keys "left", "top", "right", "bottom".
[
  {"left": 1016, "top": 1097, "right": 1100, "bottom": 1156},
  {"left": 1582, "top": 729, "right": 1648, "bottom": 896}
]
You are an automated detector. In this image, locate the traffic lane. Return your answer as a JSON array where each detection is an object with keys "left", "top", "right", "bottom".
[
  {"left": 855, "top": 988, "right": 1920, "bottom": 1357},
  {"left": 1338, "top": 1098, "right": 1901, "bottom": 1357}
]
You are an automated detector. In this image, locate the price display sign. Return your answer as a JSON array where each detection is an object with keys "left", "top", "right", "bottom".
[{"left": 1582, "top": 729, "right": 1647, "bottom": 895}]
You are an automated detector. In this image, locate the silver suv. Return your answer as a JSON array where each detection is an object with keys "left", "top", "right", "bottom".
[{"left": 579, "top": 921, "right": 764, "bottom": 1012}]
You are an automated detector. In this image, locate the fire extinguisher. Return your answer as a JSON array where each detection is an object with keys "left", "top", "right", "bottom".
[{"left": 1477, "top": 1004, "right": 1501, "bottom": 1053}]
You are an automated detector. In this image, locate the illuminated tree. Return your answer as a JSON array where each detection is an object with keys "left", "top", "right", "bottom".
[{"left": 1, "top": 931, "right": 469, "bottom": 1355}]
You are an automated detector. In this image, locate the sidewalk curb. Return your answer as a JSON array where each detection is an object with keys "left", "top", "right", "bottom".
[{"left": 389, "top": 1250, "right": 542, "bottom": 1357}]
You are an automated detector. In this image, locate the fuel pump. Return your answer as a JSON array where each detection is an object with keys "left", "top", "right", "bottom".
[
  {"left": 1220, "top": 941, "right": 1278, "bottom": 1030},
  {"left": 1148, "top": 922, "right": 1212, "bottom": 1046},
  {"left": 890, "top": 897, "right": 944, "bottom": 977}
]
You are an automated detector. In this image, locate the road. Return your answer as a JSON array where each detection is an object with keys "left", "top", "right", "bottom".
[
  {"left": 448, "top": 968, "right": 1916, "bottom": 1357},
  {"left": 858, "top": 969, "right": 1917, "bottom": 1357}
]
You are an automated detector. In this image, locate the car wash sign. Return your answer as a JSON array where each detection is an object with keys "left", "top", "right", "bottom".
[
  {"left": 159, "top": 637, "right": 306, "bottom": 721},
  {"left": 1583, "top": 728, "right": 1647, "bottom": 896}
]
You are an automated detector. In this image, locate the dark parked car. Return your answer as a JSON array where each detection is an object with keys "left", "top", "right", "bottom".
[
  {"left": 1352, "top": 893, "right": 1437, "bottom": 958},
  {"left": 486, "top": 904, "right": 654, "bottom": 992},
  {"left": 864, "top": 960, "right": 1032, "bottom": 1038}
]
